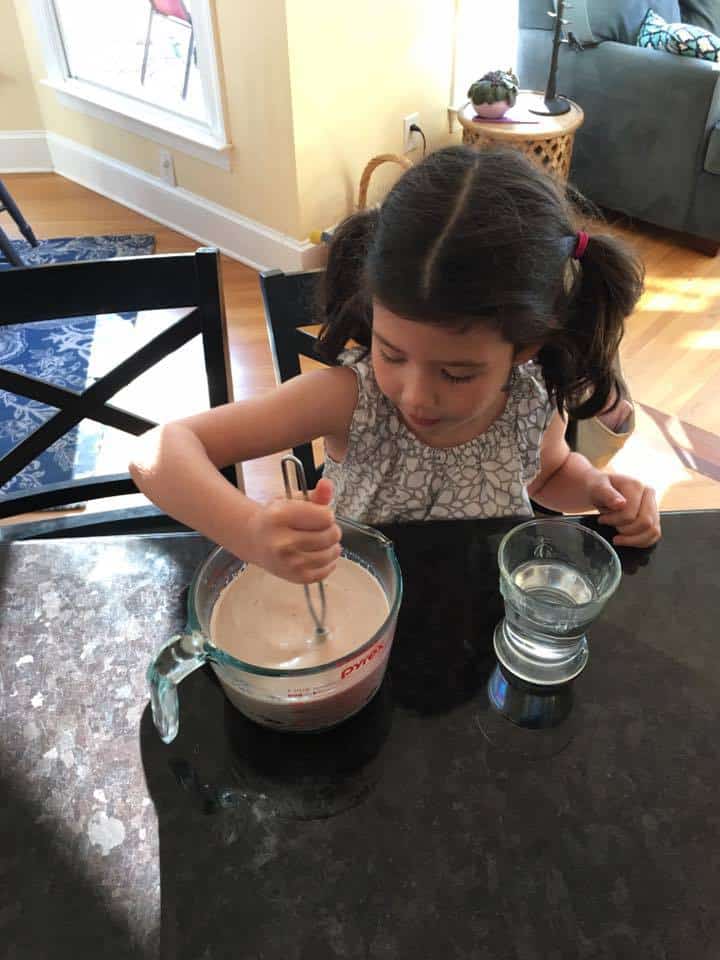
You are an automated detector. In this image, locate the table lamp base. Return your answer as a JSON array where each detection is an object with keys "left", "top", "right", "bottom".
[{"left": 529, "top": 97, "right": 572, "bottom": 116}]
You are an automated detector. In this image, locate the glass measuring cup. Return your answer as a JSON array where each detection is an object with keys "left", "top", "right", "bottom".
[
  {"left": 148, "top": 517, "right": 402, "bottom": 743},
  {"left": 493, "top": 518, "right": 622, "bottom": 686}
]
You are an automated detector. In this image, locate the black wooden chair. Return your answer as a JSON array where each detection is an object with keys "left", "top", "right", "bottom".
[
  {"left": 0, "top": 247, "right": 237, "bottom": 541},
  {"left": 0, "top": 178, "right": 39, "bottom": 268},
  {"left": 259, "top": 267, "right": 328, "bottom": 486}
]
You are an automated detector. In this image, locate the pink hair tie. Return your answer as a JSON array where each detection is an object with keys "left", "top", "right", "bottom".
[{"left": 573, "top": 230, "right": 589, "bottom": 260}]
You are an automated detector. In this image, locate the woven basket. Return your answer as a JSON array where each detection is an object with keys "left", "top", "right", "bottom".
[
  {"left": 357, "top": 153, "right": 412, "bottom": 210},
  {"left": 309, "top": 154, "right": 413, "bottom": 244}
]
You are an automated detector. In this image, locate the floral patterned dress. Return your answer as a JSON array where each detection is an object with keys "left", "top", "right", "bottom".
[{"left": 322, "top": 349, "right": 556, "bottom": 525}]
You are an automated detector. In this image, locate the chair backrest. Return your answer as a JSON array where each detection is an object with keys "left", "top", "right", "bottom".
[
  {"left": 151, "top": 0, "right": 191, "bottom": 23},
  {"left": 0, "top": 247, "right": 236, "bottom": 537},
  {"left": 258, "top": 268, "right": 329, "bottom": 486}
]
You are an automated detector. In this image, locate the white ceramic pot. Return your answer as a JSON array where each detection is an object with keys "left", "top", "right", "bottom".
[{"left": 473, "top": 100, "right": 511, "bottom": 119}]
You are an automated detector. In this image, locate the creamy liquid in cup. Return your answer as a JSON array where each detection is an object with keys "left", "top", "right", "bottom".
[
  {"left": 210, "top": 556, "right": 390, "bottom": 670},
  {"left": 209, "top": 556, "right": 393, "bottom": 730}
]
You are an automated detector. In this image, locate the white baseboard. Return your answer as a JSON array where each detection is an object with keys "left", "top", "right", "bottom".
[
  {"left": 0, "top": 130, "right": 325, "bottom": 272},
  {"left": 0, "top": 130, "right": 53, "bottom": 172}
]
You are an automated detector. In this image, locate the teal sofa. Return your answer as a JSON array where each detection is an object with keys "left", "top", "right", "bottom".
[{"left": 518, "top": 0, "right": 720, "bottom": 251}]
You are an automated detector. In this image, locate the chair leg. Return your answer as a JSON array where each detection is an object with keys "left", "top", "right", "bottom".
[
  {"left": 0, "top": 179, "right": 38, "bottom": 247},
  {"left": 140, "top": 7, "right": 154, "bottom": 85},
  {"left": 182, "top": 26, "right": 195, "bottom": 99},
  {"left": 0, "top": 225, "right": 25, "bottom": 267}
]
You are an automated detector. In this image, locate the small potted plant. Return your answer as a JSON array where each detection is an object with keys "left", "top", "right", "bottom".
[{"left": 467, "top": 69, "right": 519, "bottom": 119}]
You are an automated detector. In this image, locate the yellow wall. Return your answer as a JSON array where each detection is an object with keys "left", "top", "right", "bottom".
[
  {"left": 0, "top": 0, "right": 43, "bottom": 128},
  {"left": 5, "top": 0, "right": 457, "bottom": 239},
  {"left": 286, "top": 0, "right": 455, "bottom": 239}
]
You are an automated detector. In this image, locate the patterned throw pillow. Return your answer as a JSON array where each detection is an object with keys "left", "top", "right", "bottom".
[{"left": 637, "top": 7, "right": 720, "bottom": 60}]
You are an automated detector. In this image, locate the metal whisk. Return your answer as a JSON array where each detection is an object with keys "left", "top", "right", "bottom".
[{"left": 281, "top": 455, "right": 328, "bottom": 640}]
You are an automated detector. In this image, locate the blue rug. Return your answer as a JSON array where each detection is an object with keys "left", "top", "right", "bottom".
[
  {"left": 0, "top": 233, "right": 156, "bottom": 271},
  {"left": 0, "top": 234, "right": 155, "bottom": 496}
]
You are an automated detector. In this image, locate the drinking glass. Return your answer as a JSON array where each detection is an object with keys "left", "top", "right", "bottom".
[{"left": 493, "top": 518, "right": 622, "bottom": 687}]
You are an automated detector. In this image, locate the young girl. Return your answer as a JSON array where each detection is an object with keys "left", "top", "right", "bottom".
[{"left": 130, "top": 146, "right": 661, "bottom": 585}]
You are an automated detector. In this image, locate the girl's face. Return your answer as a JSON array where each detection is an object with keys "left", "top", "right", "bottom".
[{"left": 371, "top": 301, "right": 538, "bottom": 446}]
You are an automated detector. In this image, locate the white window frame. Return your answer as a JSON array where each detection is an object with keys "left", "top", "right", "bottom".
[{"left": 28, "top": 0, "right": 232, "bottom": 170}]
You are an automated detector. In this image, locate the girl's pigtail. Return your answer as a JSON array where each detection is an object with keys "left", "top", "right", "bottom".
[
  {"left": 315, "top": 209, "right": 378, "bottom": 363},
  {"left": 543, "top": 232, "right": 644, "bottom": 419}
]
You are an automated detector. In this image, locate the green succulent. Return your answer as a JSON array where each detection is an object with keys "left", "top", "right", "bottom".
[{"left": 467, "top": 69, "right": 519, "bottom": 107}]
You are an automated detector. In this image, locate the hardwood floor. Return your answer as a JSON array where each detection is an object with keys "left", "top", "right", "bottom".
[
  {"left": 2, "top": 171, "right": 719, "bottom": 514},
  {"left": 604, "top": 219, "right": 720, "bottom": 510}
]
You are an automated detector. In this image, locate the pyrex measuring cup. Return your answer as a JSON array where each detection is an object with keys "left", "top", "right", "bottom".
[{"left": 148, "top": 517, "right": 402, "bottom": 743}]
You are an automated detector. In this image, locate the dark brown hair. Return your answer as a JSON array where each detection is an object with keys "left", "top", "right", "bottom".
[{"left": 317, "top": 145, "right": 644, "bottom": 418}]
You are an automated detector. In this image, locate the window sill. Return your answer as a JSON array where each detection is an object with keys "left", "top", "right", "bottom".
[{"left": 42, "top": 78, "right": 232, "bottom": 171}]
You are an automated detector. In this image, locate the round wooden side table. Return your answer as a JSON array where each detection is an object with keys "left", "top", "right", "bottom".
[{"left": 457, "top": 91, "right": 584, "bottom": 181}]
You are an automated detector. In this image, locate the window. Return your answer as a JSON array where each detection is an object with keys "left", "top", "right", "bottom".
[
  {"left": 30, "top": 0, "right": 230, "bottom": 167},
  {"left": 452, "top": 1, "right": 519, "bottom": 108}
]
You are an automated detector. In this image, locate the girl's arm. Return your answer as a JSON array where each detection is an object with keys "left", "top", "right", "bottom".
[
  {"left": 527, "top": 412, "right": 661, "bottom": 547},
  {"left": 129, "top": 366, "right": 358, "bottom": 580},
  {"left": 527, "top": 412, "right": 600, "bottom": 514}
]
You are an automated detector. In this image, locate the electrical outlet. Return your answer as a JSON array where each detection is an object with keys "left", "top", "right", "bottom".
[
  {"left": 158, "top": 149, "right": 176, "bottom": 186},
  {"left": 403, "top": 113, "right": 421, "bottom": 153}
]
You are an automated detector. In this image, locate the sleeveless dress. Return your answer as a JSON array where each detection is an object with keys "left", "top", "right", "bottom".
[{"left": 322, "top": 349, "right": 556, "bottom": 525}]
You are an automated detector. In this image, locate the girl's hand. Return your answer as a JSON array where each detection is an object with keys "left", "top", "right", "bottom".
[
  {"left": 247, "top": 478, "right": 342, "bottom": 584},
  {"left": 586, "top": 472, "right": 661, "bottom": 548}
]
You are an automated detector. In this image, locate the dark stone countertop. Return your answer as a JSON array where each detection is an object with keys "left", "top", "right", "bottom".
[{"left": 1, "top": 513, "right": 719, "bottom": 959}]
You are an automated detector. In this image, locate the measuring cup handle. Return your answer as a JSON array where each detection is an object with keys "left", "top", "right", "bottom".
[{"left": 146, "top": 632, "right": 207, "bottom": 744}]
